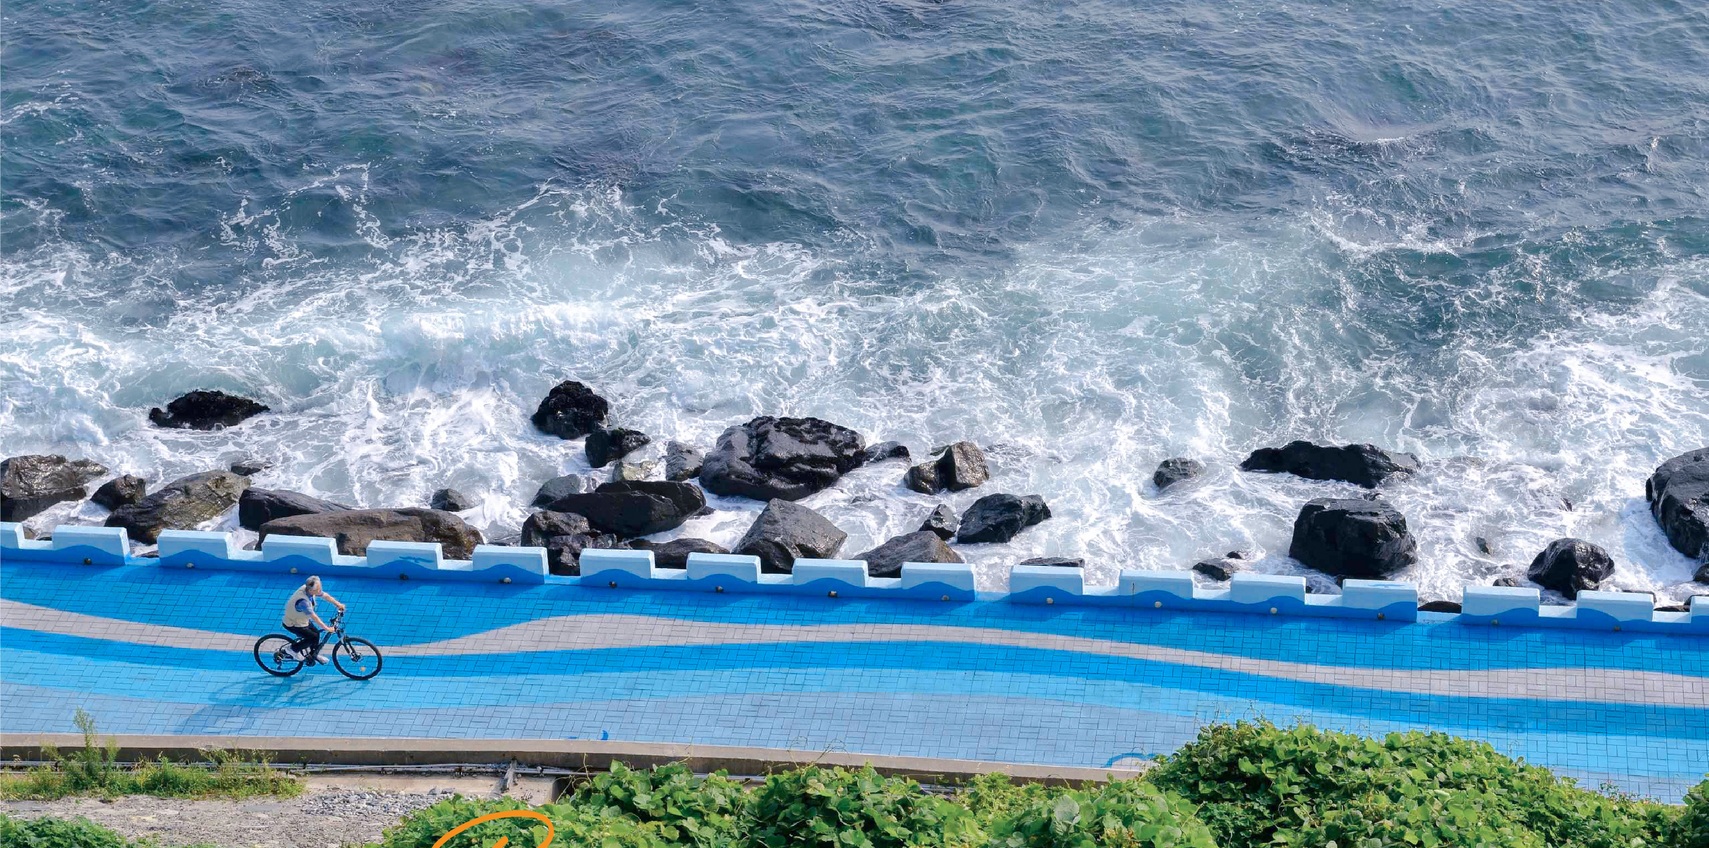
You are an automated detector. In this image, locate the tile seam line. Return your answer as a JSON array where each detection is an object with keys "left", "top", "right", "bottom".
[{"left": 3, "top": 600, "right": 1704, "bottom": 708}]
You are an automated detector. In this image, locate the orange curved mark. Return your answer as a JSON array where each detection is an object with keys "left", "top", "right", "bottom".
[{"left": 429, "top": 809, "right": 555, "bottom": 848}]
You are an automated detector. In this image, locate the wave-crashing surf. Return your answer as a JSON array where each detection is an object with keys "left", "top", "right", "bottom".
[{"left": 3, "top": 0, "right": 1707, "bottom": 600}]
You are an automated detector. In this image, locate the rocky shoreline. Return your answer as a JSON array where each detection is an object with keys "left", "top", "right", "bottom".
[{"left": 3, "top": 384, "right": 1706, "bottom": 611}]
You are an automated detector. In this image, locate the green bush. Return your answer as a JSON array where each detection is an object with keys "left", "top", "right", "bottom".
[
  {"left": 745, "top": 766, "right": 971, "bottom": 848},
  {"left": 374, "top": 729, "right": 1699, "bottom": 848},
  {"left": 0, "top": 815, "right": 131, "bottom": 848},
  {"left": 1667, "top": 778, "right": 1709, "bottom": 848},
  {"left": 1148, "top": 721, "right": 1674, "bottom": 848},
  {"left": 984, "top": 779, "right": 1216, "bottom": 848},
  {"left": 568, "top": 762, "right": 745, "bottom": 845}
]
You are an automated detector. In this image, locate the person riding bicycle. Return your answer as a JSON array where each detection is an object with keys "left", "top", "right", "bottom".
[{"left": 282, "top": 576, "right": 345, "bottom": 665}]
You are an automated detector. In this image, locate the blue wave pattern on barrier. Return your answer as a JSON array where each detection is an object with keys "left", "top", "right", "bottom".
[
  {"left": 4, "top": 523, "right": 1705, "bottom": 634},
  {"left": 4, "top": 526, "right": 1708, "bottom": 802}
]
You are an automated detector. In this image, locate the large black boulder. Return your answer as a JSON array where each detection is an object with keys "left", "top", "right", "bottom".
[
  {"left": 521, "top": 510, "right": 594, "bottom": 545},
  {"left": 91, "top": 475, "right": 149, "bottom": 511},
  {"left": 521, "top": 509, "right": 624, "bottom": 575},
  {"left": 1241, "top": 441, "right": 1419, "bottom": 488},
  {"left": 956, "top": 494, "right": 1051, "bottom": 544},
  {"left": 857, "top": 530, "right": 962, "bottom": 578},
  {"left": 1646, "top": 448, "right": 1709, "bottom": 564},
  {"left": 734, "top": 499, "right": 847, "bottom": 573},
  {"left": 1, "top": 455, "right": 110, "bottom": 521},
  {"left": 147, "top": 390, "right": 269, "bottom": 430},
  {"left": 107, "top": 470, "right": 249, "bottom": 543},
  {"left": 1152, "top": 458, "right": 1205, "bottom": 492},
  {"left": 544, "top": 480, "right": 706, "bottom": 537},
  {"left": 259, "top": 508, "right": 483, "bottom": 559},
  {"left": 530, "top": 381, "right": 610, "bottom": 440},
  {"left": 238, "top": 488, "right": 350, "bottom": 530},
  {"left": 1288, "top": 498, "right": 1418, "bottom": 579},
  {"left": 1526, "top": 538, "right": 1616, "bottom": 599},
  {"left": 586, "top": 427, "right": 651, "bottom": 468},
  {"left": 903, "top": 441, "right": 989, "bottom": 495},
  {"left": 628, "top": 537, "right": 730, "bottom": 569},
  {"left": 542, "top": 533, "right": 626, "bottom": 575},
  {"left": 531, "top": 474, "right": 595, "bottom": 507},
  {"left": 699, "top": 416, "right": 866, "bottom": 501}
]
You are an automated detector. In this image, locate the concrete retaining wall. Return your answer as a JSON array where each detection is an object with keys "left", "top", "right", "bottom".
[{"left": 3, "top": 522, "right": 1703, "bottom": 634}]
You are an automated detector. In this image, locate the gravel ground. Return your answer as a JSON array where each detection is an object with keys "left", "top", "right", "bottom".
[{"left": 1, "top": 775, "right": 554, "bottom": 848}]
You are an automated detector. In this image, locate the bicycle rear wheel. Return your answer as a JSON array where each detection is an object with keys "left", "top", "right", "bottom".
[
  {"left": 333, "top": 637, "right": 382, "bottom": 680},
  {"left": 254, "top": 634, "right": 305, "bottom": 677}
]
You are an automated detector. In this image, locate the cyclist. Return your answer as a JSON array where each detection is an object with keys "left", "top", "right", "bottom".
[{"left": 282, "top": 575, "right": 345, "bottom": 665}]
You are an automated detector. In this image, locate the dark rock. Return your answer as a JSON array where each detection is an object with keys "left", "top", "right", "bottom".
[
  {"left": 0, "top": 455, "right": 110, "bottom": 520},
  {"left": 1192, "top": 556, "right": 1243, "bottom": 581},
  {"left": 107, "top": 471, "right": 249, "bottom": 543},
  {"left": 734, "top": 499, "right": 847, "bottom": 573},
  {"left": 1494, "top": 577, "right": 1526, "bottom": 588},
  {"left": 902, "top": 461, "right": 939, "bottom": 494},
  {"left": 1526, "top": 538, "right": 1615, "bottom": 599},
  {"left": 1240, "top": 441, "right": 1419, "bottom": 488},
  {"left": 586, "top": 427, "right": 651, "bottom": 468},
  {"left": 1019, "top": 556, "right": 1083, "bottom": 568},
  {"left": 530, "top": 381, "right": 610, "bottom": 440},
  {"left": 520, "top": 507, "right": 627, "bottom": 573},
  {"left": 1288, "top": 498, "right": 1418, "bottom": 580},
  {"left": 919, "top": 504, "right": 959, "bottom": 540},
  {"left": 1475, "top": 536, "right": 1493, "bottom": 555},
  {"left": 665, "top": 442, "right": 705, "bottom": 482},
  {"left": 956, "top": 494, "right": 1051, "bottom": 544},
  {"left": 259, "top": 508, "right": 483, "bottom": 559},
  {"left": 1646, "top": 448, "right": 1709, "bottom": 563},
  {"left": 935, "top": 442, "right": 989, "bottom": 491},
  {"left": 860, "top": 441, "right": 910, "bottom": 464},
  {"left": 531, "top": 474, "right": 595, "bottom": 507},
  {"left": 228, "top": 458, "right": 273, "bottom": 477},
  {"left": 430, "top": 488, "right": 476, "bottom": 512},
  {"left": 1152, "top": 458, "right": 1205, "bottom": 491},
  {"left": 1419, "top": 600, "right": 1462, "bottom": 613},
  {"left": 628, "top": 537, "right": 729, "bottom": 569},
  {"left": 521, "top": 510, "right": 594, "bottom": 546},
  {"left": 544, "top": 480, "right": 706, "bottom": 537},
  {"left": 238, "top": 489, "right": 349, "bottom": 530},
  {"left": 147, "top": 390, "right": 269, "bottom": 430},
  {"left": 699, "top": 416, "right": 865, "bottom": 501},
  {"left": 91, "top": 475, "right": 148, "bottom": 511},
  {"left": 541, "top": 532, "right": 626, "bottom": 575},
  {"left": 1699, "top": 564, "right": 1709, "bottom": 584},
  {"left": 903, "top": 441, "right": 989, "bottom": 494},
  {"left": 857, "top": 531, "right": 961, "bottom": 578}
]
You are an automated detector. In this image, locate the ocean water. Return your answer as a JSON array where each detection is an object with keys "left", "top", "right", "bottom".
[{"left": 3, "top": 0, "right": 1707, "bottom": 600}]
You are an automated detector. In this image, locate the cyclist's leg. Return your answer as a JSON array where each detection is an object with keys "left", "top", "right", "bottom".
[{"left": 285, "top": 625, "right": 319, "bottom": 656}]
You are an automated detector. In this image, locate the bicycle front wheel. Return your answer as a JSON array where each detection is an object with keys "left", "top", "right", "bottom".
[
  {"left": 254, "top": 635, "right": 305, "bottom": 677},
  {"left": 333, "top": 637, "right": 383, "bottom": 680}
]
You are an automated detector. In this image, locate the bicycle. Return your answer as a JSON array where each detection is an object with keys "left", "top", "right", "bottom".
[{"left": 253, "top": 612, "right": 383, "bottom": 680}]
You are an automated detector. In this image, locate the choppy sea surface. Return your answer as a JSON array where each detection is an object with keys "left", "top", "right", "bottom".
[{"left": 4, "top": 0, "right": 1707, "bottom": 600}]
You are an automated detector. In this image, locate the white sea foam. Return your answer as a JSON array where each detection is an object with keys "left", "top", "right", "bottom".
[{"left": 2, "top": 184, "right": 1705, "bottom": 602}]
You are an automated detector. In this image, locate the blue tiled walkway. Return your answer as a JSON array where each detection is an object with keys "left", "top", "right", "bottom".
[{"left": 1, "top": 561, "right": 1705, "bottom": 800}]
